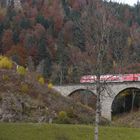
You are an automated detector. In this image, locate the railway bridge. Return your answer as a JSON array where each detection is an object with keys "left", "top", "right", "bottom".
[{"left": 53, "top": 81, "right": 140, "bottom": 121}]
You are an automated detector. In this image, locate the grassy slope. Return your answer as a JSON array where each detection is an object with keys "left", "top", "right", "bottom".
[{"left": 0, "top": 123, "right": 139, "bottom": 140}]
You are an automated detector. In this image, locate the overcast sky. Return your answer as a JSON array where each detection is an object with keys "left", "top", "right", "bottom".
[{"left": 108, "top": 0, "right": 138, "bottom": 6}]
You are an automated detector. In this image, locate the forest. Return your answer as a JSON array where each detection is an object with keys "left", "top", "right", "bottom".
[{"left": 0, "top": 0, "right": 140, "bottom": 84}]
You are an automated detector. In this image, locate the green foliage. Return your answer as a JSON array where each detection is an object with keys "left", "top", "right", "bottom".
[
  {"left": 36, "top": 15, "right": 49, "bottom": 29},
  {"left": 38, "top": 39, "right": 48, "bottom": 60},
  {"left": 62, "top": 0, "right": 70, "bottom": 17},
  {"left": 44, "top": 58, "right": 52, "bottom": 78},
  {"left": 13, "top": 31, "right": 19, "bottom": 44},
  {"left": 70, "top": 10, "right": 81, "bottom": 21},
  {"left": 0, "top": 56, "right": 13, "bottom": 69},
  {"left": 20, "top": 18, "right": 31, "bottom": 29},
  {"left": 73, "top": 26, "right": 85, "bottom": 51},
  {"left": 16, "top": 66, "right": 26, "bottom": 76}
]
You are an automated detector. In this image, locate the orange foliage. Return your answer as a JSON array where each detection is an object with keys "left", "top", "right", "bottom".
[
  {"left": 42, "top": 0, "right": 64, "bottom": 31},
  {"left": 6, "top": 44, "right": 27, "bottom": 66},
  {"left": 2, "top": 29, "right": 14, "bottom": 53}
]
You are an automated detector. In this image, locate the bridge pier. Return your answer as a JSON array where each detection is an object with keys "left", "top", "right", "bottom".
[{"left": 101, "top": 97, "right": 113, "bottom": 121}]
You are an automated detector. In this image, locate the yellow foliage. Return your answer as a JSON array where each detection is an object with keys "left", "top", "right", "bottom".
[
  {"left": 0, "top": 56, "right": 13, "bottom": 69},
  {"left": 58, "top": 111, "right": 67, "bottom": 120},
  {"left": 2, "top": 74, "right": 9, "bottom": 81},
  {"left": 127, "top": 37, "right": 132, "bottom": 47},
  {"left": 20, "top": 84, "right": 29, "bottom": 93},
  {"left": 48, "top": 82, "right": 53, "bottom": 89},
  {"left": 17, "top": 66, "right": 26, "bottom": 76},
  {"left": 36, "top": 74, "right": 42, "bottom": 80},
  {"left": 38, "top": 77, "right": 45, "bottom": 85}
]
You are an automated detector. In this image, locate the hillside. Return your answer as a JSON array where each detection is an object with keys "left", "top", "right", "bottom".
[
  {"left": 0, "top": 68, "right": 108, "bottom": 124},
  {"left": 0, "top": 0, "right": 140, "bottom": 84},
  {"left": 113, "top": 111, "right": 140, "bottom": 128}
]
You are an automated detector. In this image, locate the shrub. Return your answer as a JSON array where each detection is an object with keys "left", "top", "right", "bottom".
[
  {"left": 54, "top": 111, "right": 70, "bottom": 124},
  {"left": 17, "top": 66, "right": 26, "bottom": 76},
  {"left": 36, "top": 74, "right": 42, "bottom": 80},
  {"left": 20, "top": 84, "right": 29, "bottom": 93},
  {"left": 66, "top": 107, "right": 76, "bottom": 118},
  {"left": 0, "top": 56, "right": 13, "bottom": 69},
  {"left": 2, "top": 74, "right": 9, "bottom": 81},
  {"left": 48, "top": 82, "right": 53, "bottom": 89},
  {"left": 38, "top": 77, "right": 45, "bottom": 85},
  {"left": 58, "top": 111, "right": 67, "bottom": 120}
]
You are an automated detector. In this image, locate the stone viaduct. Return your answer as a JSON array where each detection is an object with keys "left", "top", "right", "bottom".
[{"left": 53, "top": 82, "right": 140, "bottom": 121}]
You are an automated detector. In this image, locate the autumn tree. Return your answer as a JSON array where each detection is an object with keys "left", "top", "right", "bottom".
[{"left": 2, "top": 29, "right": 14, "bottom": 53}]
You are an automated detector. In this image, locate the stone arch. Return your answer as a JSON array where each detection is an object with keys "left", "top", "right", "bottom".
[
  {"left": 68, "top": 88, "right": 96, "bottom": 96},
  {"left": 101, "top": 83, "right": 140, "bottom": 121},
  {"left": 114, "top": 86, "right": 140, "bottom": 97},
  {"left": 69, "top": 88, "right": 97, "bottom": 109},
  {"left": 111, "top": 86, "right": 140, "bottom": 116},
  {"left": 53, "top": 85, "right": 96, "bottom": 97}
]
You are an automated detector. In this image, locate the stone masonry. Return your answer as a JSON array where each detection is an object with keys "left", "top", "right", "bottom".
[{"left": 53, "top": 82, "right": 140, "bottom": 121}]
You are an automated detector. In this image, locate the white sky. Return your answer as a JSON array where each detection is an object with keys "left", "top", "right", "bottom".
[{"left": 108, "top": 0, "right": 139, "bottom": 6}]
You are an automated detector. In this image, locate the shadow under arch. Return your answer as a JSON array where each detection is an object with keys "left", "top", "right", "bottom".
[
  {"left": 111, "top": 87, "right": 140, "bottom": 117},
  {"left": 69, "top": 89, "right": 97, "bottom": 109}
]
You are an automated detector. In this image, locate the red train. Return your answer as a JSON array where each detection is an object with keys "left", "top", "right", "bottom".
[{"left": 80, "top": 74, "right": 140, "bottom": 83}]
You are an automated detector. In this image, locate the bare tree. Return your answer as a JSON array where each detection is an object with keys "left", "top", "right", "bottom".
[{"left": 72, "top": 0, "right": 127, "bottom": 139}]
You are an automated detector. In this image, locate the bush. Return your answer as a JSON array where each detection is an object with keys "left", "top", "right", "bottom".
[
  {"left": 2, "top": 74, "right": 9, "bottom": 81},
  {"left": 48, "top": 82, "right": 53, "bottom": 89},
  {"left": 38, "top": 77, "right": 45, "bottom": 85},
  {"left": 58, "top": 111, "right": 67, "bottom": 119},
  {"left": 0, "top": 56, "right": 13, "bottom": 69},
  {"left": 66, "top": 107, "right": 76, "bottom": 118},
  {"left": 54, "top": 111, "right": 70, "bottom": 124},
  {"left": 20, "top": 84, "right": 29, "bottom": 93},
  {"left": 17, "top": 66, "right": 26, "bottom": 76}
]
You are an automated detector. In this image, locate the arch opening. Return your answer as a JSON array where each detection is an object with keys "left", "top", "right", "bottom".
[
  {"left": 69, "top": 89, "right": 97, "bottom": 109},
  {"left": 112, "top": 87, "right": 140, "bottom": 118}
]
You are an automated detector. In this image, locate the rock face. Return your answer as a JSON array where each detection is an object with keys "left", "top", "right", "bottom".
[
  {"left": 0, "top": 69, "right": 108, "bottom": 124},
  {"left": 0, "top": 92, "right": 49, "bottom": 122}
]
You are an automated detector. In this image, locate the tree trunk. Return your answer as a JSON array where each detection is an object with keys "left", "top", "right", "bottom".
[
  {"left": 60, "top": 69, "right": 63, "bottom": 85},
  {"left": 131, "top": 89, "right": 136, "bottom": 112},
  {"left": 60, "top": 64, "right": 63, "bottom": 85},
  {"left": 94, "top": 75, "right": 101, "bottom": 140}
]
